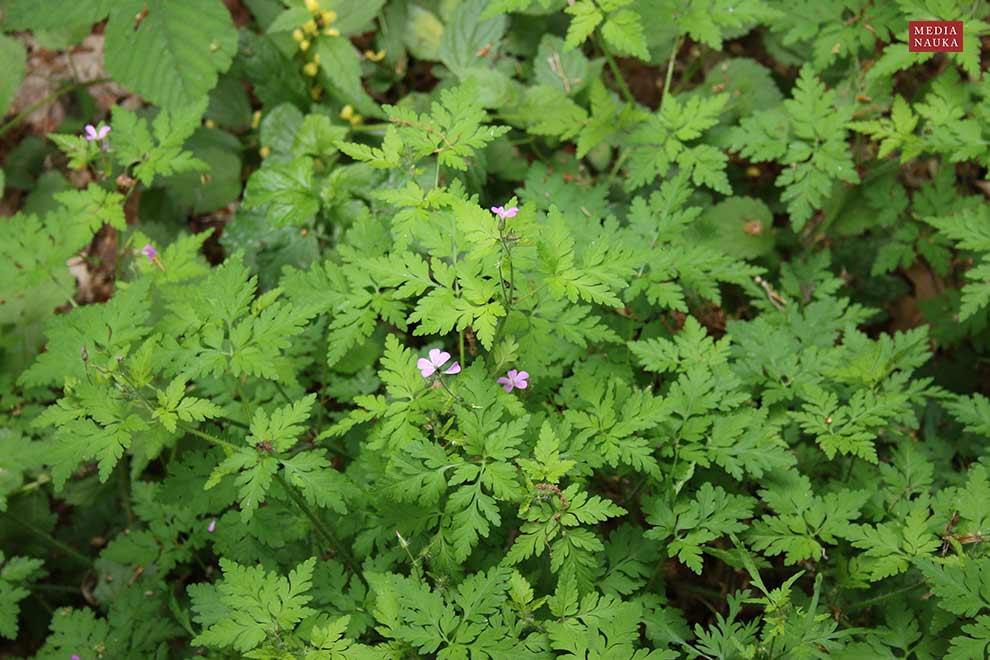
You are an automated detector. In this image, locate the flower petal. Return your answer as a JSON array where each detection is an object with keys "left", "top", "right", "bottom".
[
  {"left": 504, "top": 207, "right": 519, "bottom": 218},
  {"left": 97, "top": 125, "right": 111, "bottom": 139},
  {"left": 516, "top": 371, "right": 529, "bottom": 380},
  {"left": 506, "top": 369, "right": 517, "bottom": 379},
  {"left": 84, "top": 124, "right": 98, "bottom": 140},
  {"left": 443, "top": 361, "right": 461, "bottom": 375},
  {"left": 502, "top": 383, "right": 514, "bottom": 392},
  {"left": 496, "top": 377, "right": 510, "bottom": 385},
  {"left": 515, "top": 379, "right": 528, "bottom": 389},
  {"left": 417, "top": 358, "right": 436, "bottom": 377}
]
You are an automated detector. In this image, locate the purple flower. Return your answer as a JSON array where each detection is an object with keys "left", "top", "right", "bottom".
[
  {"left": 83, "top": 124, "right": 110, "bottom": 141},
  {"left": 71, "top": 655, "right": 81, "bottom": 660},
  {"left": 490, "top": 205, "right": 518, "bottom": 220},
  {"left": 417, "top": 348, "right": 461, "bottom": 378},
  {"left": 207, "top": 519, "right": 217, "bottom": 533},
  {"left": 497, "top": 369, "right": 529, "bottom": 392},
  {"left": 141, "top": 243, "right": 158, "bottom": 260}
]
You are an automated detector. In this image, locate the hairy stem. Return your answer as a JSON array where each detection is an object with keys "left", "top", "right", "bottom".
[
  {"left": 0, "top": 77, "right": 111, "bottom": 140},
  {"left": 597, "top": 34, "right": 635, "bottom": 105},
  {"left": 1, "top": 511, "right": 91, "bottom": 567},
  {"left": 659, "top": 35, "right": 684, "bottom": 114},
  {"left": 272, "top": 472, "right": 357, "bottom": 570}
]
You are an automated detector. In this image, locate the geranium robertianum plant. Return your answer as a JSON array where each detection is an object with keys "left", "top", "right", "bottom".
[{"left": 1, "top": 0, "right": 990, "bottom": 657}]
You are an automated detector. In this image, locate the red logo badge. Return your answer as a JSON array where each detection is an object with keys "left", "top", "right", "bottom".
[{"left": 909, "top": 21, "right": 963, "bottom": 52}]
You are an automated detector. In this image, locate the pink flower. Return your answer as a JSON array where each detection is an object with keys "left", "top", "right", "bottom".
[
  {"left": 71, "top": 656, "right": 81, "bottom": 660},
  {"left": 497, "top": 369, "right": 528, "bottom": 392},
  {"left": 141, "top": 243, "right": 158, "bottom": 260},
  {"left": 207, "top": 519, "right": 217, "bottom": 533},
  {"left": 417, "top": 348, "right": 461, "bottom": 378},
  {"left": 83, "top": 124, "right": 110, "bottom": 141},
  {"left": 490, "top": 205, "right": 518, "bottom": 220}
]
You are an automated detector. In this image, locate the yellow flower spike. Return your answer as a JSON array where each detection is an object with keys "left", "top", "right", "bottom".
[
  {"left": 364, "top": 49, "right": 386, "bottom": 62},
  {"left": 303, "top": 19, "right": 318, "bottom": 35},
  {"left": 260, "top": 146, "right": 271, "bottom": 159},
  {"left": 320, "top": 10, "right": 337, "bottom": 24},
  {"left": 304, "top": 0, "right": 320, "bottom": 13},
  {"left": 323, "top": 27, "right": 340, "bottom": 37},
  {"left": 292, "top": 28, "right": 304, "bottom": 42},
  {"left": 299, "top": 39, "right": 310, "bottom": 51},
  {"left": 205, "top": 119, "right": 217, "bottom": 129},
  {"left": 339, "top": 104, "right": 354, "bottom": 121},
  {"left": 251, "top": 110, "right": 262, "bottom": 129}
]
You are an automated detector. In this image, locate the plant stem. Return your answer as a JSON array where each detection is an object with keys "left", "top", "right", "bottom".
[
  {"left": 118, "top": 457, "right": 134, "bottom": 527},
  {"left": 597, "top": 34, "right": 635, "bottom": 105},
  {"left": 273, "top": 381, "right": 293, "bottom": 405},
  {"left": 1, "top": 512, "right": 91, "bottom": 567},
  {"left": 0, "top": 77, "right": 111, "bottom": 140},
  {"left": 181, "top": 425, "right": 239, "bottom": 451},
  {"left": 844, "top": 581, "right": 926, "bottom": 613},
  {"left": 348, "top": 122, "right": 390, "bottom": 133},
  {"left": 659, "top": 35, "right": 684, "bottom": 114},
  {"left": 272, "top": 472, "right": 357, "bottom": 570}
]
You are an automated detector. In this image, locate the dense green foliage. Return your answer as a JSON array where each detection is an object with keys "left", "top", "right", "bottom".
[{"left": 2, "top": 0, "right": 990, "bottom": 657}]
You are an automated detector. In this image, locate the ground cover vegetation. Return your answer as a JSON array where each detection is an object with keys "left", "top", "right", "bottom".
[{"left": 1, "top": 0, "right": 990, "bottom": 657}]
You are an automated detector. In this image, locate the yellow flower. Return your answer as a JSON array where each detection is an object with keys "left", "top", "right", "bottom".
[
  {"left": 304, "top": 0, "right": 320, "bottom": 13},
  {"left": 364, "top": 49, "right": 386, "bottom": 62},
  {"left": 340, "top": 105, "right": 363, "bottom": 127},
  {"left": 303, "top": 19, "right": 318, "bottom": 35},
  {"left": 299, "top": 39, "right": 310, "bottom": 52},
  {"left": 303, "top": 62, "right": 319, "bottom": 76},
  {"left": 260, "top": 146, "right": 271, "bottom": 158},
  {"left": 292, "top": 28, "right": 304, "bottom": 42},
  {"left": 205, "top": 119, "right": 217, "bottom": 129},
  {"left": 323, "top": 27, "right": 340, "bottom": 37},
  {"left": 320, "top": 9, "right": 337, "bottom": 24},
  {"left": 251, "top": 110, "right": 262, "bottom": 129},
  {"left": 312, "top": 53, "right": 321, "bottom": 65}
]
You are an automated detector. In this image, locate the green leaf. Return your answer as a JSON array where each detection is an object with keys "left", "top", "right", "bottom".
[
  {"left": 316, "top": 37, "right": 381, "bottom": 118},
  {"left": 104, "top": 0, "right": 237, "bottom": 109},
  {"left": 281, "top": 451, "right": 348, "bottom": 513},
  {"left": 2, "top": 0, "right": 111, "bottom": 30},
  {"left": 190, "top": 557, "right": 317, "bottom": 653},
  {"left": 601, "top": 8, "right": 648, "bottom": 60},
  {"left": 243, "top": 157, "right": 321, "bottom": 227},
  {"left": 438, "top": 0, "right": 507, "bottom": 75},
  {"left": 111, "top": 100, "right": 209, "bottom": 186},
  {"left": 0, "top": 35, "right": 26, "bottom": 119},
  {"left": 564, "top": 0, "right": 603, "bottom": 51},
  {"left": 0, "top": 552, "right": 44, "bottom": 640},
  {"left": 248, "top": 394, "right": 316, "bottom": 453}
]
